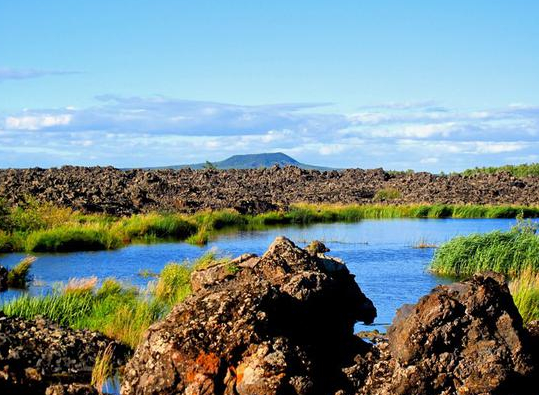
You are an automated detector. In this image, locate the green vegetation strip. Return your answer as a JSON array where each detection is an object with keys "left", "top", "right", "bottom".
[
  {"left": 459, "top": 163, "right": 539, "bottom": 178},
  {"left": 2, "top": 198, "right": 539, "bottom": 253}
]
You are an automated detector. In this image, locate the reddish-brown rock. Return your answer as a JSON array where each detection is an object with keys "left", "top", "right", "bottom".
[{"left": 350, "top": 273, "right": 536, "bottom": 395}]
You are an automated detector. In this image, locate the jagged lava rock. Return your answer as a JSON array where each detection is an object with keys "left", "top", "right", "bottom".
[
  {"left": 121, "top": 237, "right": 376, "bottom": 395},
  {"left": 0, "top": 313, "right": 129, "bottom": 394},
  {"left": 352, "top": 272, "right": 536, "bottom": 395}
]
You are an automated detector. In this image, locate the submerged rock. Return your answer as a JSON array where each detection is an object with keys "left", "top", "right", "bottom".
[
  {"left": 349, "top": 272, "right": 537, "bottom": 395},
  {"left": 0, "top": 313, "right": 129, "bottom": 394},
  {"left": 121, "top": 237, "right": 376, "bottom": 395}
]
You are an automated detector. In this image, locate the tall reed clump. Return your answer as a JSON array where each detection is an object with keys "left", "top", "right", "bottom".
[
  {"left": 91, "top": 343, "right": 115, "bottom": 394},
  {"left": 509, "top": 269, "right": 539, "bottom": 324},
  {"left": 430, "top": 219, "right": 539, "bottom": 277}
]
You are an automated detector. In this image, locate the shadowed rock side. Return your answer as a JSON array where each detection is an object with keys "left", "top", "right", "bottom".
[
  {"left": 1, "top": 166, "right": 538, "bottom": 215},
  {"left": 0, "top": 313, "right": 129, "bottom": 395},
  {"left": 346, "top": 273, "right": 537, "bottom": 395},
  {"left": 121, "top": 237, "right": 376, "bottom": 395}
]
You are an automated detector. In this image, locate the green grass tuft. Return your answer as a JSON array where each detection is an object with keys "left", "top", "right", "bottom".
[
  {"left": 6, "top": 256, "right": 36, "bottom": 288},
  {"left": 117, "top": 214, "right": 196, "bottom": 241},
  {"left": 509, "top": 269, "right": 539, "bottom": 324},
  {"left": 154, "top": 263, "right": 192, "bottom": 305},
  {"left": 430, "top": 219, "right": 539, "bottom": 277}
]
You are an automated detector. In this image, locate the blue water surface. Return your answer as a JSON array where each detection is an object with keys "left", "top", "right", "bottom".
[{"left": 0, "top": 218, "right": 525, "bottom": 333}]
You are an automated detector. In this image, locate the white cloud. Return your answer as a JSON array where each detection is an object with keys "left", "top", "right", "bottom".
[
  {"left": 473, "top": 142, "right": 528, "bottom": 154},
  {"left": 6, "top": 114, "right": 72, "bottom": 130},
  {"left": 319, "top": 144, "right": 346, "bottom": 155},
  {"left": 1, "top": 96, "right": 539, "bottom": 170}
]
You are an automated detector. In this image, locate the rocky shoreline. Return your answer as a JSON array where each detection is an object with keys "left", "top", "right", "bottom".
[
  {"left": 1, "top": 238, "right": 537, "bottom": 394},
  {"left": 1, "top": 166, "right": 538, "bottom": 215}
]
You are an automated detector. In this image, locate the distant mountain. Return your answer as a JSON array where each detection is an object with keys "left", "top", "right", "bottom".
[{"left": 149, "top": 152, "right": 333, "bottom": 170}]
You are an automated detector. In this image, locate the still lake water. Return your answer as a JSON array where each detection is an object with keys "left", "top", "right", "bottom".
[{"left": 0, "top": 218, "right": 525, "bottom": 332}]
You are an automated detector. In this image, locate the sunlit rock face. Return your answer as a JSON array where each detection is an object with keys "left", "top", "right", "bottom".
[{"left": 121, "top": 237, "right": 376, "bottom": 395}]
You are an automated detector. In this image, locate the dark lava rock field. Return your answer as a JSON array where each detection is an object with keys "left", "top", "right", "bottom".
[{"left": 1, "top": 166, "right": 538, "bottom": 215}]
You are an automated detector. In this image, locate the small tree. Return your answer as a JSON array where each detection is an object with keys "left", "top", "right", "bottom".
[{"left": 203, "top": 161, "right": 217, "bottom": 170}]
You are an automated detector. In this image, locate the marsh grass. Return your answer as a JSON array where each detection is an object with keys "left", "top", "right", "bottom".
[
  {"left": 117, "top": 213, "right": 196, "bottom": 241},
  {"left": 154, "top": 263, "right": 192, "bottom": 305},
  {"left": 412, "top": 238, "right": 438, "bottom": 249},
  {"left": 25, "top": 226, "right": 122, "bottom": 252},
  {"left": 509, "top": 269, "right": 539, "bottom": 324},
  {"left": 430, "top": 221, "right": 539, "bottom": 277},
  {"left": 1, "top": 256, "right": 203, "bottom": 348},
  {"left": 64, "top": 276, "right": 98, "bottom": 294}
]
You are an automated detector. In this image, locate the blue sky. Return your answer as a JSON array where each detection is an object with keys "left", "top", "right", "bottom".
[{"left": 1, "top": 1, "right": 538, "bottom": 170}]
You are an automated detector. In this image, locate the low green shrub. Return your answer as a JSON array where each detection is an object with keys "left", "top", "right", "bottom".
[
  {"left": 9, "top": 197, "right": 75, "bottom": 232},
  {"left": 374, "top": 188, "right": 401, "bottom": 202}
]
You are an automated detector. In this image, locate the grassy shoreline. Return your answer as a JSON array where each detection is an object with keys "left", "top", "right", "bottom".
[
  {"left": 2, "top": 252, "right": 218, "bottom": 348},
  {"left": 1, "top": 202, "right": 539, "bottom": 253},
  {"left": 430, "top": 219, "right": 539, "bottom": 323}
]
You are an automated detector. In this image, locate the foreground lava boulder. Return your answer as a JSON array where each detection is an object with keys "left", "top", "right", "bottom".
[
  {"left": 350, "top": 272, "right": 537, "bottom": 395},
  {"left": 0, "top": 313, "right": 129, "bottom": 394},
  {"left": 121, "top": 237, "right": 376, "bottom": 395}
]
